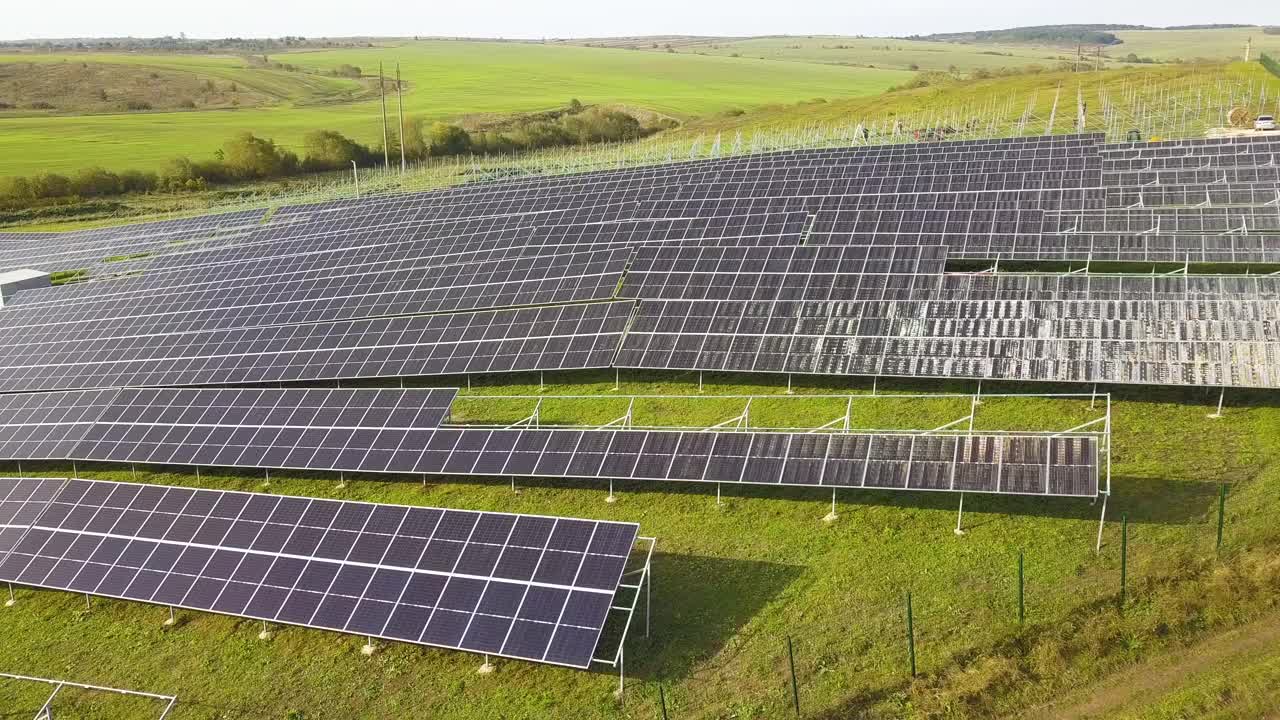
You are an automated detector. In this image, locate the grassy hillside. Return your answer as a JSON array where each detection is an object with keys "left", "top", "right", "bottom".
[
  {"left": 0, "top": 61, "right": 277, "bottom": 114},
  {"left": 572, "top": 28, "right": 1280, "bottom": 72},
  {"left": 6, "top": 61, "right": 1273, "bottom": 231},
  {"left": 0, "top": 52, "right": 367, "bottom": 105},
  {"left": 1111, "top": 27, "right": 1277, "bottom": 62},
  {"left": 0, "top": 41, "right": 911, "bottom": 178},
  {"left": 0, "top": 373, "right": 1277, "bottom": 719},
  {"left": 598, "top": 36, "right": 1096, "bottom": 73}
]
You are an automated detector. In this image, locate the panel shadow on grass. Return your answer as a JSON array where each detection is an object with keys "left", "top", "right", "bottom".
[{"left": 593, "top": 552, "right": 803, "bottom": 682}]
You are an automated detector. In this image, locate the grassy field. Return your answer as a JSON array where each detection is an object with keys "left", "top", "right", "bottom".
[
  {"left": 1112, "top": 27, "right": 1279, "bottom": 62},
  {"left": 568, "top": 28, "right": 1280, "bottom": 72},
  {"left": 0, "top": 41, "right": 911, "bottom": 178},
  {"left": 0, "top": 370, "right": 1277, "bottom": 719},
  {"left": 10, "top": 60, "right": 1275, "bottom": 232},
  {"left": 597, "top": 36, "right": 1104, "bottom": 72}
]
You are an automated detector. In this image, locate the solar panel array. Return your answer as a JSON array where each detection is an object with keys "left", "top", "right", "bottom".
[
  {"left": 0, "top": 388, "right": 1098, "bottom": 497},
  {"left": 0, "top": 477, "right": 638, "bottom": 669},
  {"left": 1, "top": 132, "right": 1277, "bottom": 394}
]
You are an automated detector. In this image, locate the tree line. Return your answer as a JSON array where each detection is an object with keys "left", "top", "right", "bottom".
[{"left": 0, "top": 103, "right": 670, "bottom": 203}]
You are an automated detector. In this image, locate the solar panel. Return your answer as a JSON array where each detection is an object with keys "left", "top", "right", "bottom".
[
  {"left": 615, "top": 298, "right": 1280, "bottom": 388},
  {"left": 0, "top": 301, "right": 634, "bottom": 392},
  {"left": 0, "top": 477, "right": 639, "bottom": 669}
]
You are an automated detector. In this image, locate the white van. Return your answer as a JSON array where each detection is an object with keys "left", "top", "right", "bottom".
[{"left": 1257, "top": 115, "right": 1277, "bottom": 131}]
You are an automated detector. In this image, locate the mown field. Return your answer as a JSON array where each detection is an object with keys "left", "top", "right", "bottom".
[
  {"left": 10, "top": 60, "right": 1275, "bottom": 232},
  {"left": 1112, "top": 27, "right": 1278, "bottom": 62},
  {"left": 602, "top": 36, "right": 1107, "bottom": 72},
  {"left": 0, "top": 370, "right": 1278, "bottom": 719},
  {"left": 0, "top": 41, "right": 911, "bottom": 178},
  {"left": 571, "top": 27, "right": 1280, "bottom": 72}
]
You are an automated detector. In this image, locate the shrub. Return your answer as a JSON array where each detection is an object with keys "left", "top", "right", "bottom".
[
  {"left": 302, "top": 129, "right": 372, "bottom": 171},
  {"left": 220, "top": 132, "right": 299, "bottom": 180},
  {"left": 71, "top": 167, "right": 124, "bottom": 197},
  {"left": 125, "top": 100, "right": 152, "bottom": 111},
  {"left": 31, "top": 173, "right": 74, "bottom": 198},
  {"left": 426, "top": 123, "right": 473, "bottom": 156}
]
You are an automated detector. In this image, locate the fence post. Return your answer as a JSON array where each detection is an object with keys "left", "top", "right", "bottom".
[
  {"left": 1216, "top": 483, "right": 1228, "bottom": 552},
  {"left": 1018, "top": 551, "right": 1025, "bottom": 625},
  {"left": 787, "top": 635, "right": 800, "bottom": 716},
  {"left": 1119, "top": 513, "right": 1128, "bottom": 609},
  {"left": 906, "top": 592, "right": 917, "bottom": 677}
]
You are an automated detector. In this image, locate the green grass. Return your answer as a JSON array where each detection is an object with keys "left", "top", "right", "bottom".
[
  {"left": 1111, "top": 27, "right": 1280, "bottom": 62},
  {"left": 1, "top": 371, "right": 1278, "bottom": 718},
  {"left": 571, "top": 28, "right": 1280, "bottom": 72},
  {"left": 9, "top": 60, "right": 1273, "bottom": 233},
  {"left": 0, "top": 41, "right": 911, "bottom": 178},
  {"left": 615, "top": 36, "right": 1103, "bottom": 73}
]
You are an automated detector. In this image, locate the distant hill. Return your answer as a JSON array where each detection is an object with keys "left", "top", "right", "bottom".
[
  {"left": 904, "top": 24, "right": 1263, "bottom": 47},
  {"left": 903, "top": 24, "right": 1146, "bottom": 46},
  {"left": 1162, "top": 24, "right": 1253, "bottom": 30}
]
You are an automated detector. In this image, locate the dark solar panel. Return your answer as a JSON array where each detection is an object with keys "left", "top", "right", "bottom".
[{"left": 0, "top": 477, "right": 638, "bottom": 669}]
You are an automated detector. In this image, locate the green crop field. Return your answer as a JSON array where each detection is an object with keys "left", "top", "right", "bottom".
[
  {"left": 0, "top": 371, "right": 1278, "bottom": 719},
  {"left": 1111, "top": 27, "right": 1278, "bottom": 62},
  {"left": 613, "top": 36, "right": 1101, "bottom": 72},
  {"left": 0, "top": 41, "right": 911, "bottom": 178}
]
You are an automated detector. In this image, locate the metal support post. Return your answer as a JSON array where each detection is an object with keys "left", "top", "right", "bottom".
[
  {"left": 1095, "top": 493, "right": 1109, "bottom": 553},
  {"left": 645, "top": 557, "right": 651, "bottom": 638},
  {"left": 616, "top": 647, "right": 625, "bottom": 699},
  {"left": 715, "top": 483, "right": 722, "bottom": 506},
  {"left": 787, "top": 636, "right": 800, "bottom": 715},
  {"left": 786, "top": 373, "right": 794, "bottom": 394},
  {"left": 1018, "top": 552, "right": 1025, "bottom": 624},
  {"left": 605, "top": 479, "right": 616, "bottom": 504},
  {"left": 823, "top": 487, "right": 838, "bottom": 523},
  {"left": 165, "top": 606, "right": 175, "bottom": 626},
  {"left": 954, "top": 493, "right": 966, "bottom": 536},
  {"left": 906, "top": 592, "right": 917, "bottom": 677},
  {"left": 1216, "top": 483, "right": 1227, "bottom": 552},
  {"left": 1119, "top": 513, "right": 1129, "bottom": 609},
  {"left": 1208, "top": 387, "right": 1225, "bottom": 418},
  {"left": 5, "top": 583, "right": 13, "bottom": 607}
]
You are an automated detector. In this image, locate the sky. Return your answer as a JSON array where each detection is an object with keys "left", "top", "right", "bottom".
[{"left": 2, "top": 1, "right": 1277, "bottom": 41}]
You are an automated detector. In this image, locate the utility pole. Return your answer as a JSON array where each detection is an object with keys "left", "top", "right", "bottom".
[
  {"left": 396, "top": 62, "right": 407, "bottom": 173},
  {"left": 1245, "top": 37, "right": 1252, "bottom": 63},
  {"left": 379, "top": 61, "right": 390, "bottom": 168},
  {"left": 1075, "top": 44, "right": 1082, "bottom": 72},
  {"left": 1095, "top": 46, "right": 1102, "bottom": 72}
]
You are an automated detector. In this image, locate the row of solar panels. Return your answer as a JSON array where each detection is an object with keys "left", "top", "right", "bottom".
[
  {"left": 6, "top": 136, "right": 1276, "bottom": 282},
  {"left": 0, "top": 476, "right": 639, "bottom": 669},
  {"left": 0, "top": 230, "right": 1278, "bottom": 389},
  {"left": 0, "top": 387, "right": 1101, "bottom": 497}
]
